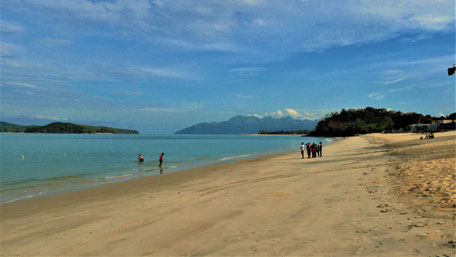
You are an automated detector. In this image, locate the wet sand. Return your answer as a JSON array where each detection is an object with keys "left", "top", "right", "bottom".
[{"left": 1, "top": 131, "right": 455, "bottom": 256}]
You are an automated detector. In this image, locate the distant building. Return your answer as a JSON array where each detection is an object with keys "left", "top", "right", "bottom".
[
  {"left": 410, "top": 119, "right": 456, "bottom": 132},
  {"left": 438, "top": 119, "right": 456, "bottom": 130},
  {"left": 410, "top": 122, "right": 439, "bottom": 132}
]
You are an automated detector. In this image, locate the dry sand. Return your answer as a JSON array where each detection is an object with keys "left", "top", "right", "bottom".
[{"left": 1, "top": 131, "right": 455, "bottom": 256}]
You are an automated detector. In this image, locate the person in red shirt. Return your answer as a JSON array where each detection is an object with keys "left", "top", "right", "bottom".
[
  {"left": 159, "top": 153, "right": 164, "bottom": 167},
  {"left": 311, "top": 143, "right": 317, "bottom": 158}
]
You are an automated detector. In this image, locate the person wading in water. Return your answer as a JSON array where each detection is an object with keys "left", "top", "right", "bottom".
[{"left": 159, "top": 153, "right": 164, "bottom": 167}]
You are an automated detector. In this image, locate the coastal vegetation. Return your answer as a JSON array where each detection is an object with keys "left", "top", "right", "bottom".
[
  {"left": 0, "top": 121, "right": 139, "bottom": 134},
  {"left": 308, "top": 107, "right": 455, "bottom": 137}
]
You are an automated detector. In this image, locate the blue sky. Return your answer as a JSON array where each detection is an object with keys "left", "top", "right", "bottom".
[{"left": 1, "top": 0, "right": 455, "bottom": 133}]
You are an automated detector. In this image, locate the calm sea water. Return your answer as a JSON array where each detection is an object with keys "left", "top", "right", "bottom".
[{"left": 0, "top": 133, "right": 332, "bottom": 203}]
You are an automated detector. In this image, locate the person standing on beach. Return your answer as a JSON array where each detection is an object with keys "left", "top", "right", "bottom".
[
  {"left": 306, "top": 143, "right": 311, "bottom": 158},
  {"left": 312, "top": 143, "right": 317, "bottom": 158},
  {"left": 159, "top": 153, "right": 164, "bottom": 167},
  {"left": 300, "top": 143, "right": 305, "bottom": 159},
  {"left": 319, "top": 142, "right": 323, "bottom": 157},
  {"left": 138, "top": 154, "right": 144, "bottom": 163}
]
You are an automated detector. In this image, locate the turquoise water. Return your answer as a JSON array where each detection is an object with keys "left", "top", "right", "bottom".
[{"left": 0, "top": 133, "right": 332, "bottom": 203}]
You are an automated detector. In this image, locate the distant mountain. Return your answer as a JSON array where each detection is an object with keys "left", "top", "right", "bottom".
[
  {"left": 175, "top": 115, "right": 319, "bottom": 134},
  {"left": 0, "top": 121, "right": 139, "bottom": 134}
]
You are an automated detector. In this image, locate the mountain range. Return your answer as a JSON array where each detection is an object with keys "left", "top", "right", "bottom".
[{"left": 175, "top": 115, "right": 319, "bottom": 134}]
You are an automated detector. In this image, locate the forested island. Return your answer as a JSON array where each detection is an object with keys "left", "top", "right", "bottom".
[
  {"left": 0, "top": 121, "right": 139, "bottom": 134},
  {"left": 307, "top": 107, "right": 455, "bottom": 137}
]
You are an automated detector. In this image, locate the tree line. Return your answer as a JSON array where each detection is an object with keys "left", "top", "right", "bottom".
[{"left": 308, "top": 107, "right": 455, "bottom": 137}]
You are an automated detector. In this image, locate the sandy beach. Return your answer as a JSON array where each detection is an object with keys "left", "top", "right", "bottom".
[{"left": 1, "top": 131, "right": 455, "bottom": 256}]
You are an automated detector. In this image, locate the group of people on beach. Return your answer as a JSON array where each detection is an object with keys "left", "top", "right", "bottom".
[
  {"left": 300, "top": 142, "right": 323, "bottom": 159},
  {"left": 138, "top": 153, "right": 164, "bottom": 167}
]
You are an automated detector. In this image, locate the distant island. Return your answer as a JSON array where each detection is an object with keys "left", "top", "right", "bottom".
[
  {"left": 0, "top": 121, "right": 139, "bottom": 134},
  {"left": 175, "top": 115, "right": 319, "bottom": 134},
  {"left": 308, "top": 107, "right": 456, "bottom": 137}
]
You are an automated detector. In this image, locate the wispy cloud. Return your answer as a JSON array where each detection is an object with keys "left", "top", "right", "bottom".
[
  {"left": 7, "top": 0, "right": 454, "bottom": 54},
  {"left": 0, "top": 20, "right": 24, "bottom": 34},
  {"left": 368, "top": 93, "right": 384, "bottom": 100},
  {"left": 154, "top": 38, "right": 243, "bottom": 53},
  {"left": 4, "top": 81, "right": 38, "bottom": 88},
  {"left": 36, "top": 38, "right": 72, "bottom": 47},
  {"left": 0, "top": 42, "right": 23, "bottom": 57},
  {"left": 138, "top": 103, "right": 202, "bottom": 113},
  {"left": 127, "top": 67, "right": 196, "bottom": 79},
  {"left": 230, "top": 67, "right": 266, "bottom": 74},
  {"left": 384, "top": 77, "right": 406, "bottom": 85},
  {"left": 34, "top": 114, "right": 67, "bottom": 121},
  {"left": 389, "top": 86, "right": 414, "bottom": 93},
  {"left": 233, "top": 93, "right": 257, "bottom": 99},
  {"left": 115, "top": 90, "right": 144, "bottom": 96}
]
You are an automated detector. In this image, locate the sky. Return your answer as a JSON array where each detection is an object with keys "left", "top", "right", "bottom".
[{"left": 1, "top": 0, "right": 455, "bottom": 133}]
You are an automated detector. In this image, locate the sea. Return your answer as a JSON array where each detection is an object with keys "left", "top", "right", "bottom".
[{"left": 0, "top": 133, "right": 332, "bottom": 203}]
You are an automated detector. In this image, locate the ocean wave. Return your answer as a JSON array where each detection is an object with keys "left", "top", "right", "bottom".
[
  {"left": 105, "top": 173, "right": 133, "bottom": 179},
  {"left": 214, "top": 154, "right": 252, "bottom": 162},
  {"left": 2, "top": 173, "right": 89, "bottom": 187}
]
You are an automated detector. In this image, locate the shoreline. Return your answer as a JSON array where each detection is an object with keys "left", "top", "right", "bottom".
[
  {"left": 1, "top": 132, "right": 454, "bottom": 256},
  {"left": 0, "top": 147, "right": 311, "bottom": 213},
  {"left": 1, "top": 136, "right": 334, "bottom": 204}
]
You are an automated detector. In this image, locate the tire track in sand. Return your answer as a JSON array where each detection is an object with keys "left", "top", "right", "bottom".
[{"left": 198, "top": 173, "right": 300, "bottom": 197}]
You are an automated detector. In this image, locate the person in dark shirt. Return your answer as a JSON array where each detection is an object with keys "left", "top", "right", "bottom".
[{"left": 319, "top": 142, "right": 323, "bottom": 157}]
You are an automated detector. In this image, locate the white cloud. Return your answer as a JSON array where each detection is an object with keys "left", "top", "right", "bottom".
[
  {"left": 0, "top": 42, "right": 23, "bottom": 57},
  {"left": 384, "top": 77, "right": 406, "bottom": 85},
  {"left": 8, "top": 0, "right": 454, "bottom": 54},
  {"left": 438, "top": 112, "right": 445, "bottom": 117},
  {"left": 252, "top": 18, "right": 266, "bottom": 27},
  {"left": 284, "top": 108, "right": 303, "bottom": 118},
  {"left": 261, "top": 108, "right": 321, "bottom": 120},
  {"left": 1, "top": 20, "right": 24, "bottom": 33},
  {"left": 233, "top": 93, "right": 256, "bottom": 99},
  {"left": 128, "top": 67, "right": 195, "bottom": 79},
  {"left": 389, "top": 86, "right": 414, "bottom": 93},
  {"left": 230, "top": 67, "right": 266, "bottom": 73},
  {"left": 37, "top": 38, "right": 72, "bottom": 47},
  {"left": 34, "top": 114, "right": 67, "bottom": 121},
  {"left": 4, "top": 81, "right": 37, "bottom": 88},
  {"left": 368, "top": 93, "right": 384, "bottom": 100},
  {"left": 410, "top": 14, "right": 454, "bottom": 30}
]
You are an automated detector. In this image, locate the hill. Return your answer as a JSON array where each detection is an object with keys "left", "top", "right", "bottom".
[
  {"left": 308, "top": 107, "right": 455, "bottom": 137},
  {"left": 0, "top": 121, "right": 27, "bottom": 132},
  {"left": 175, "top": 115, "right": 319, "bottom": 134},
  {"left": 0, "top": 121, "right": 139, "bottom": 134}
]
